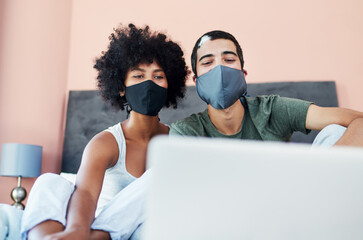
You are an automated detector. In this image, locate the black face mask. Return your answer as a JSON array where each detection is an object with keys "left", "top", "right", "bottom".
[{"left": 125, "top": 80, "right": 167, "bottom": 116}]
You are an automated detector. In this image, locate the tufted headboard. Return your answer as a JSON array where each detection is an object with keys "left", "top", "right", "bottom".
[{"left": 62, "top": 81, "right": 338, "bottom": 173}]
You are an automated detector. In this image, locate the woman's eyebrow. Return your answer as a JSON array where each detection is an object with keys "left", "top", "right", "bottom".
[
  {"left": 153, "top": 69, "right": 164, "bottom": 73},
  {"left": 130, "top": 67, "right": 145, "bottom": 72}
]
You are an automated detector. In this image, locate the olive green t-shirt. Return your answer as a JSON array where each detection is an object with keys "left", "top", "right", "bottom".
[{"left": 169, "top": 95, "right": 312, "bottom": 142}]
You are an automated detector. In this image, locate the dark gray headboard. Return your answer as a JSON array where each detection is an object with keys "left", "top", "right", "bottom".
[{"left": 62, "top": 81, "right": 338, "bottom": 173}]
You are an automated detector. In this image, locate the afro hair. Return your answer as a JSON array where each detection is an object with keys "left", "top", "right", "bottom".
[{"left": 94, "top": 23, "right": 189, "bottom": 110}]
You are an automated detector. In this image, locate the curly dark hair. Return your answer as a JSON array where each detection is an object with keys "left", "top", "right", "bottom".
[{"left": 94, "top": 23, "right": 189, "bottom": 111}]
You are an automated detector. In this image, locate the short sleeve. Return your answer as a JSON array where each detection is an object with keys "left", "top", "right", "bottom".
[
  {"left": 271, "top": 97, "right": 311, "bottom": 134},
  {"left": 246, "top": 95, "right": 312, "bottom": 140}
]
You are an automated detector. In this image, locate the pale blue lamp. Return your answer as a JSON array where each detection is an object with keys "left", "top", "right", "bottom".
[{"left": 0, "top": 143, "right": 42, "bottom": 209}]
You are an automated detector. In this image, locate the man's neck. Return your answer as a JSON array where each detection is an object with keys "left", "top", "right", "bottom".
[{"left": 207, "top": 100, "right": 245, "bottom": 135}]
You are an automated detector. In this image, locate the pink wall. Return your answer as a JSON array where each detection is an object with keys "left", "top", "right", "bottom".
[
  {"left": 1, "top": 0, "right": 362, "bottom": 204},
  {"left": 66, "top": 0, "right": 363, "bottom": 111},
  {"left": 0, "top": 0, "right": 72, "bottom": 204}
]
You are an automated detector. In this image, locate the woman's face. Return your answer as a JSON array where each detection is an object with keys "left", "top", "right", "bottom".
[{"left": 125, "top": 61, "right": 168, "bottom": 89}]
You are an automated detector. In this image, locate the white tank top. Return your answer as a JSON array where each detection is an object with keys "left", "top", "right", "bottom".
[{"left": 95, "top": 123, "right": 136, "bottom": 216}]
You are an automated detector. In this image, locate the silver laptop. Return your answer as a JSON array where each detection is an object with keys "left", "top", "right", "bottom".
[{"left": 143, "top": 136, "right": 363, "bottom": 240}]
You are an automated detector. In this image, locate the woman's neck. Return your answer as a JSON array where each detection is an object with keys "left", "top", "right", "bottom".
[
  {"left": 208, "top": 100, "right": 245, "bottom": 135},
  {"left": 122, "top": 111, "right": 167, "bottom": 141}
]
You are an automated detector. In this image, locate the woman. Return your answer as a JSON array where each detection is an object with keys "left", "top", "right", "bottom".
[{"left": 21, "top": 23, "right": 189, "bottom": 240}]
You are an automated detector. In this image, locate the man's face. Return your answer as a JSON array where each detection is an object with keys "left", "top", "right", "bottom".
[{"left": 195, "top": 39, "right": 242, "bottom": 77}]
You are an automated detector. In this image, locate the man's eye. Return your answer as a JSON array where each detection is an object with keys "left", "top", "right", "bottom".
[
  {"left": 154, "top": 75, "right": 165, "bottom": 79},
  {"left": 225, "top": 59, "right": 236, "bottom": 63},
  {"left": 201, "top": 61, "right": 212, "bottom": 66},
  {"left": 133, "top": 75, "right": 144, "bottom": 79}
]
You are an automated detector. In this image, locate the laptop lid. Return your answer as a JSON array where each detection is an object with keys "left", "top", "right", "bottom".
[{"left": 144, "top": 136, "right": 363, "bottom": 240}]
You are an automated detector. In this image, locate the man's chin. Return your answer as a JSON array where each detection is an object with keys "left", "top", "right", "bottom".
[{"left": 208, "top": 100, "right": 242, "bottom": 112}]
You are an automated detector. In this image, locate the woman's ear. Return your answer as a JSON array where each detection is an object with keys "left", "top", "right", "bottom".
[
  {"left": 192, "top": 75, "right": 197, "bottom": 85},
  {"left": 119, "top": 91, "right": 125, "bottom": 97}
]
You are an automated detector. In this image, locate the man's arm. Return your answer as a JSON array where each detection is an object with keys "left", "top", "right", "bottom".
[
  {"left": 306, "top": 105, "right": 363, "bottom": 147},
  {"left": 305, "top": 105, "right": 363, "bottom": 131}
]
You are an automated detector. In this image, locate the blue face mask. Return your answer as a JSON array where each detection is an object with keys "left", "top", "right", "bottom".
[{"left": 196, "top": 65, "right": 247, "bottom": 109}]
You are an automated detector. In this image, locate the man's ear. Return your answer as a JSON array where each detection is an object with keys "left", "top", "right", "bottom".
[
  {"left": 192, "top": 75, "right": 197, "bottom": 85},
  {"left": 119, "top": 91, "right": 125, "bottom": 97}
]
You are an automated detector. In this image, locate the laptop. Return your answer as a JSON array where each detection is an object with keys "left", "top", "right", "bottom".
[{"left": 143, "top": 136, "right": 363, "bottom": 240}]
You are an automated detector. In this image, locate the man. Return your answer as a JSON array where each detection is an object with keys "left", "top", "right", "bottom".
[{"left": 170, "top": 30, "right": 363, "bottom": 146}]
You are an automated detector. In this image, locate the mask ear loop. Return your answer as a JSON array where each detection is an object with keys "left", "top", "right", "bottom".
[{"left": 126, "top": 104, "right": 132, "bottom": 119}]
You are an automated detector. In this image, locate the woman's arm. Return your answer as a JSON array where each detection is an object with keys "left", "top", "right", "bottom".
[{"left": 60, "top": 131, "right": 119, "bottom": 239}]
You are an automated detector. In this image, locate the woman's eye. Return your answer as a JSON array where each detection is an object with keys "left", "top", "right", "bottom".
[
  {"left": 154, "top": 75, "right": 165, "bottom": 79},
  {"left": 133, "top": 75, "right": 144, "bottom": 79}
]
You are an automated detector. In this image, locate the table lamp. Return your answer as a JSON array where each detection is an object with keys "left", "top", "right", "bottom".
[{"left": 0, "top": 143, "right": 42, "bottom": 209}]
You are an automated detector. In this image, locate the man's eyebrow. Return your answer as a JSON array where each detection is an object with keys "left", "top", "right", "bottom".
[
  {"left": 154, "top": 69, "right": 164, "bottom": 73},
  {"left": 198, "top": 51, "right": 237, "bottom": 62},
  {"left": 222, "top": 51, "right": 237, "bottom": 56},
  {"left": 198, "top": 54, "right": 214, "bottom": 62}
]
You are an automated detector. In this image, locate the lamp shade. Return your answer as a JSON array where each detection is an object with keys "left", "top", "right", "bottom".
[{"left": 0, "top": 143, "right": 42, "bottom": 177}]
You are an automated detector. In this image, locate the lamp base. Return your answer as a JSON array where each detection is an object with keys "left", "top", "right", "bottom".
[
  {"left": 12, "top": 202, "right": 25, "bottom": 210},
  {"left": 11, "top": 186, "right": 27, "bottom": 210}
]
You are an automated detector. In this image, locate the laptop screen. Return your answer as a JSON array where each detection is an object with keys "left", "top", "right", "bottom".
[{"left": 144, "top": 136, "right": 363, "bottom": 240}]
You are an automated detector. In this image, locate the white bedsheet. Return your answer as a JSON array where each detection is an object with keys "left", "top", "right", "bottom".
[{"left": 0, "top": 204, "right": 22, "bottom": 240}]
